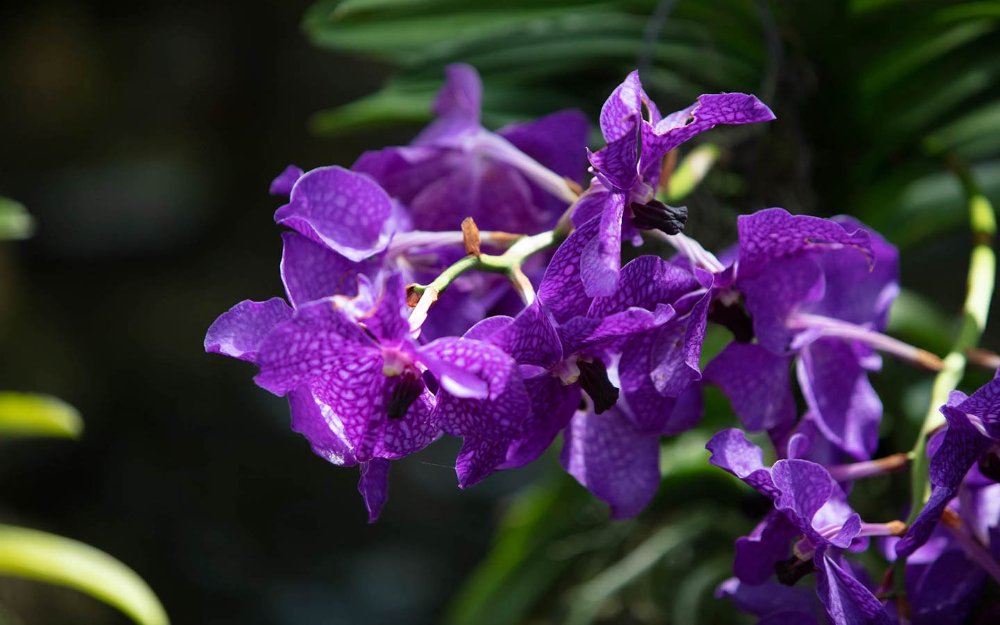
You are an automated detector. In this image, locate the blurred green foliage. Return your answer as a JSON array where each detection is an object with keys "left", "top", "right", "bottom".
[
  {"left": 0, "top": 205, "right": 168, "bottom": 625},
  {"left": 301, "top": 0, "right": 1000, "bottom": 622}
]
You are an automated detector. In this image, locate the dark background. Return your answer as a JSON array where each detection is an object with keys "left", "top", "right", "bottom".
[{"left": 0, "top": 2, "right": 536, "bottom": 623}]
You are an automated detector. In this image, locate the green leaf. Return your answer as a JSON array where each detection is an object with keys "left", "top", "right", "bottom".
[
  {"left": 310, "top": 82, "right": 436, "bottom": 134},
  {"left": 564, "top": 514, "right": 709, "bottom": 625},
  {"left": 0, "top": 392, "right": 83, "bottom": 439},
  {"left": 0, "top": 198, "right": 34, "bottom": 241},
  {"left": 0, "top": 524, "right": 169, "bottom": 625},
  {"left": 664, "top": 143, "right": 720, "bottom": 203}
]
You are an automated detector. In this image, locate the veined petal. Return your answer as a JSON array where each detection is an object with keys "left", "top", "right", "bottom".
[
  {"left": 486, "top": 302, "right": 562, "bottom": 368},
  {"left": 706, "top": 428, "right": 779, "bottom": 499},
  {"left": 275, "top": 166, "right": 395, "bottom": 262},
  {"left": 705, "top": 342, "right": 795, "bottom": 433},
  {"left": 580, "top": 191, "right": 626, "bottom": 297},
  {"left": 741, "top": 255, "right": 825, "bottom": 354},
  {"left": 360, "top": 273, "right": 410, "bottom": 344},
  {"left": 270, "top": 164, "right": 303, "bottom": 196},
  {"left": 558, "top": 306, "right": 668, "bottom": 357},
  {"left": 288, "top": 387, "right": 356, "bottom": 466},
  {"left": 648, "top": 293, "right": 710, "bottom": 396},
  {"left": 427, "top": 338, "right": 531, "bottom": 486},
  {"left": 538, "top": 214, "right": 601, "bottom": 322},
  {"left": 814, "top": 548, "right": 891, "bottom": 625},
  {"left": 737, "top": 208, "right": 872, "bottom": 280},
  {"left": 897, "top": 387, "right": 995, "bottom": 557},
  {"left": 598, "top": 70, "right": 643, "bottom": 143},
  {"left": 734, "top": 511, "right": 800, "bottom": 584},
  {"left": 640, "top": 93, "right": 774, "bottom": 178},
  {"left": 500, "top": 373, "right": 580, "bottom": 470},
  {"left": 358, "top": 459, "right": 391, "bottom": 523},
  {"left": 588, "top": 254, "right": 700, "bottom": 317},
  {"left": 797, "top": 338, "right": 882, "bottom": 461},
  {"left": 254, "top": 298, "right": 376, "bottom": 396},
  {"left": 500, "top": 109, "right": 589, "bottom": 187},
  {"left": 560, "top": 406, "right": 661, "bottom": 518},
  {"left": 205, "top": 298, "right": 292, "bottom": 363},
  {"left": 281, "top": 231, "right": 370, "bottom": 307}
]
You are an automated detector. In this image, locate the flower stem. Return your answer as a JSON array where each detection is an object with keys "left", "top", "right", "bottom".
[
  {"left": 407, "top": 227, "right": 566, "bottom": 331},
  {"left": 894, "top": 160, "right": 997, "bottom": 602}
]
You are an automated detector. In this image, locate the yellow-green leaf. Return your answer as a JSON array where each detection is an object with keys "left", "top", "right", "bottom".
[
  {"left": 0, "top": 197, "right": 34, "bottom": 241},
  {"left": 0, "top": 392, "right": 83, "bottom": 439},
  {"left": 0, "top": 525, "right": 169, "bottom": 625}
]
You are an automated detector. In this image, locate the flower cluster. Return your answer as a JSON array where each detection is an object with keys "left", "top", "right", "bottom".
[{"left": 206, "top": 65, "right": 1000, "bottom": 623}]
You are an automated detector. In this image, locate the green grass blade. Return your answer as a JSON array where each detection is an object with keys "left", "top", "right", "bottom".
[
  {"left": 0, "top": 525, "right": 169, "bottom": 625},
  {"left": 0, "top": 393, "right": 83, "bottom": 439}
]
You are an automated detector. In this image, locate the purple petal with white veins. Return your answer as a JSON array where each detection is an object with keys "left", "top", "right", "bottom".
[
  {"left": 581, "top": 191, "right": 627, "bottom": 297},
  {"left": 640, "top": 93, "right": 775, "bottom": 178},
  {"left": 538, "top": 214, "right": 601, "bottom": 322},
  {"left": 616, "top": 340, "right": 679, "bottom": 433},
  {"left": 418, "top": 337, "right": 505, "bottom": 399},
  {"left": 706, "top": 429, "right": 779, "bottom": 499},
  {"left": 589, "top": 122, "right": 640, "bottom": 191},
  {"left": 571, "top": 184, "right": 610, "bottom": 227},
  {"left": 281, "top": 231, "right": 370, "bottom": 307},
  {"left": 486, "top": 302, "right": 562, "bottom": 368},
  {"left": 772, "top": 459, "right": 859, "bottom": 548},
  {"left": 705, "top": 342, "right": 795, "bottom": 433},
  {"left": 463, "top": 315, "right": 514, "bottom": 342},
  {"left": 588, "top": 254, "right": 701, "bottom": 317},
  {"left": 270, "top": 164, "right": 303, "bottom": 196},
  {"left": 501, "top": 373, "right": 580, "bottom": 470},
  {"left": 909, "top": 535, "right": 987, "bottom": 625},
  {"left": 737, "top": 208, "right": 872, "bottom": 280},
  {"left": 734, "top": 511, "right": 799, "bottom": 584},
  {"left": 561, "top": 406, "right": 661, "bottom": 518},
  {"left": 716, "top": 577, "right": 820, "bottom": 624},
  {"left": 814, "top": 548, "right": 891, "bottom": 625},
  {"left": 361, "top": 273, "right": 411, "bottom": 345},
  {"left": 598, "top": 70, "right": 643, "bottom": 143},
  {"left": 306, "top": 354, "right": 386, "bottom": 462},
  {"left": 649, "top": 293, "right": 710, "bottom": 396},
  {"left": 205, "top": 298, "right": 292, "bottom": 363},
  {"left": 274, "top": 165, "right": 395, "bottom": 262},
  {"left": 426, "top": 339, "right": 531, "bottom": 486},
  {"left": 254, "top": 298, "right": 376, "bottom": 395},
  {"left": 897, "top": 387, "right": 995, "bottom": 557},
  {"left": 797, "top": 338, "right": 882, "bottom": 460},
  {"left": 288, "top": 387, "right": 356, "bottom": 466},
  {"left": 661, "top": 383, "right": 703, "bottom": 435},
  {"left": 809, "top": 217, "right": 899, "bottom": 329},
  {"left": 358, "top": 458, "right": 391, "bottom": 523},
  {"left": 740, "top": 255, "right": 826, "bottom": 354},
  {"left": 558, "top": 306, "right": 668, "bottom": 357}
]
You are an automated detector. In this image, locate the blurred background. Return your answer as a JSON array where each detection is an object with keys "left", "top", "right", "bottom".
[{"left": 0, "top": 1, "right": 999, "bottom": 624}]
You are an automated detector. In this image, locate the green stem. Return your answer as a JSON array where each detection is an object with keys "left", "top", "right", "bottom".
[
  {"left": 894, "top": 160, "right": 996, "bottom": 604},
  {"left": 407, "top": 226, "right": 566, "bottom": 331}
]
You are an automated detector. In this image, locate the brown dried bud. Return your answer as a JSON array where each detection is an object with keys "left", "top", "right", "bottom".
[
  {"left": 405, "top": 284, "right": 423, "bottom": 308},
  {"left": 462, "top": 217, "right": 481, "bottom": 257}
]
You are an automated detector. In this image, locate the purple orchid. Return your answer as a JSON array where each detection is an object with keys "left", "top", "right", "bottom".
[
  {"left": 354, "top": 63, "right": 588, "bottom": 234},
  {"left": 573, "top": 71, "right": 774, "bottom": 296},
  {"left": 706, "top": 209, "right": 904, "bottom": 460},
  {"left": 883, "top": 486, "right": 998, "bottom": 625},
  {"left": 897, "top": 373, "right": 1000, "bottom": 563},
  {"left": 707, "top": 428, "right": 896, "bottom": 625},
  {"left": 204, "top": 296, "right": 395, "bottom": 521}
]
